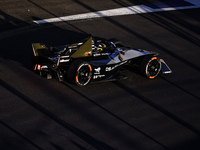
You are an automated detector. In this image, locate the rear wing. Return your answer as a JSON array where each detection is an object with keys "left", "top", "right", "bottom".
[
  {"left": 32, "top": 43, "right": 52, "bottom": 57},
  {"left": 32, "top": 43, "right": 71, "bottom": 66}
]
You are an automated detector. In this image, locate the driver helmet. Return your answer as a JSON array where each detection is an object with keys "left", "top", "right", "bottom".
[{"left": 96, "top": 43, "right": 106, "bottom": 52}]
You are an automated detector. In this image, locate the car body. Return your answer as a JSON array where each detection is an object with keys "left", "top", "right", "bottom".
[{"left": 32, "top": 36, "right": 172, "bottom": 86}]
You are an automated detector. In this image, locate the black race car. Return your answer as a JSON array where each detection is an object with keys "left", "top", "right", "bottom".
[{"left": 32, "top": 36, "right": 172, "bottom": 86}]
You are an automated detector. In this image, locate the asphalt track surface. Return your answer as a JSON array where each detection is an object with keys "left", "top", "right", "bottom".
[{"left": 0, "top": 0, "right": 200, "bottom": 150}]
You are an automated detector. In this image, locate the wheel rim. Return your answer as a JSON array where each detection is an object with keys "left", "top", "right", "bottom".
[
  {"left": 146, "top": 57, "right": 161, "bottom": 79},
  {"left": 76, "top": 63, "right": 92, "bottom": 86}
]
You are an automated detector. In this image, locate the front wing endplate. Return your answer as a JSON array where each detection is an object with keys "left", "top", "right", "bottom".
[{"left": 160, "top": 59, "right": 172, "bottom": 74}]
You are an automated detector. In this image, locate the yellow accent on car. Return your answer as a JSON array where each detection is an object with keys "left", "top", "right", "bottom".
[
  {"left": 32, "top": 43, "right": 51, "bottom": 57},
  {"left": 71, "top": 37, "right": 93, "bottom": 58}
]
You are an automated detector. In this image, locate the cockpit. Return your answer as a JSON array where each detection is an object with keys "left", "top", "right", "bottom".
[{"left": 93, "top": 39, "right": 116, "bottom": 53}]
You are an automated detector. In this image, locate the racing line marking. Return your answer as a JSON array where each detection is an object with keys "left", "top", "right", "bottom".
[{"left": 33, "top": 0, "right": 200, "bottom": 24}]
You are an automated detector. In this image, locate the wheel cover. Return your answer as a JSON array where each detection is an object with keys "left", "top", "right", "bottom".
[
  {"left": 76, "top": 63, "right": 92, "bottom": 86},
  {"left": 146, "top": 57, "right": 161, "bottom": 79}
]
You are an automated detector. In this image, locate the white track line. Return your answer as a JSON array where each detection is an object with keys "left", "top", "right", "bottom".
[{"left": 33, "top": 0, "right": 200, "bottom": 24}]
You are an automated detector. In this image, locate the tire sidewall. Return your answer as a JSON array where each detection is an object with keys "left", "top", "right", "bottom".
[
  {"left": 67, "top": 60, "right": 92, "bottom": 86},
  {"left": 141, "top": 55, "right": 161, "bottom": 79}
]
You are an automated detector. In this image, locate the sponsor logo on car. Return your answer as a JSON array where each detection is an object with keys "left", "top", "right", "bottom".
[
  {"left": 105, "top": 61, "right": 127, "bottom": 72},
  {"left": 93, "top": 74, "right": 105, "bottom": 79},
  {"left": 94, "top": 67, "right": 101, "bottom": 74}
]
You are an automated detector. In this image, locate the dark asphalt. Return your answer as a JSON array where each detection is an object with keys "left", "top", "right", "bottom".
[{"left": 0, "top": 0, "right": 200, "bottom": 150}]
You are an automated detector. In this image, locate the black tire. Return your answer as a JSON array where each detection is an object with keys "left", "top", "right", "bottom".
[
  {"left": 67, "top": 60, "right": 93, "bottom": 87},
  {"left": 140, "top": 55, "right": 161, "bottom": 79}
]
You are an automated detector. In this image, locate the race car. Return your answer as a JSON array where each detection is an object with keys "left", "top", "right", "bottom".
[{"left": 32, "top": 35, "right": 172, "bottom": 86}]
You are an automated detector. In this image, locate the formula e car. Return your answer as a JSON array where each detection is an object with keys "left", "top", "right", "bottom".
[{"left": 32, "top": 36, "right": 172, "bottom": 86}]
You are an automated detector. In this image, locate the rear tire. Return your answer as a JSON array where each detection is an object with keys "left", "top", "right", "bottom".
[
  {"left": 140, "top": 55, "right": 161, "bottom": 79},
  {"left": 67, "top": 60, "right": 92, "bottom": 87}
]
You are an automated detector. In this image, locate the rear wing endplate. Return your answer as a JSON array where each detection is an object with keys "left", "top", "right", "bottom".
[{"left": 32, "top": 43, "right": 51, "bottom": 57}]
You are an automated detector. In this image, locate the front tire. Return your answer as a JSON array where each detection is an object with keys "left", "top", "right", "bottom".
[
  {"left": 140, "top": 55, "right": 161, "bottom": 79},
  {"left": 67, "top": 60, "right": 93, "bottom": 87}
]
